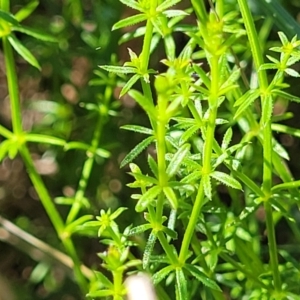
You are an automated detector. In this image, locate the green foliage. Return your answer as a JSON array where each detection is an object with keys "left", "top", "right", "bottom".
[{"left": 1, "top": 0, "right": 300, "bottom": 299}]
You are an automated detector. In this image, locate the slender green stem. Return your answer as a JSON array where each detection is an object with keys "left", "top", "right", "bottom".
[
  {"left": 3, "top": 37, "right": 22, "bottom": 135},
  {"left": 179, "top": 54, "right": 219, "bottom": 263},
  {"left": 191, "top": 0, "right": 208, "bottom": 24},
  {"left": 237, "top": 0, "right": 281, "bottom": 291}
]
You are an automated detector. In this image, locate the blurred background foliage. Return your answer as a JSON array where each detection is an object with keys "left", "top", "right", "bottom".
[{"left": 0, "top": 0, "right": 300, "bottom": 299}]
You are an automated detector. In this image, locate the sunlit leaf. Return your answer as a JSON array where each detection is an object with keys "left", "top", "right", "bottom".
[
  {"left": 166, "top": 143, "right": 190, "bottom": 178},
  {"left": 157, "top": 0, "right": 182, "bottom": 12},
  {"left": 260, "top": 94, "right": 273, "bottom": 127},
  {"left": 233, "top": 89, "right": 260, "bottom": 120},
  {"left": 120, "top": 136, "right": 155, "bottom": 168},
  {"left": 175, "top": 268, "right": 187, "bottom": 300},
  {"left": 184, "top": 264, "right": 221, "bottom": 291},
  {"left": 100, "top": 65, "right": 136, "bottom": 74},
  {"left": 135, "top": 185, "right": 161, "bottom": 212},
  {"left": 152, "top": 265, "right": 174, "bottom": 285},
  {"left": 12, "top": 26, "right": 57, "bottom": 43},
  {"left": 203, "top": 175, "right": 212, "bottom": 200},
  {"left": 211, "top": 171, "right": 242, "bottom": 190},
  {"left": 163, "top": 186, "right": 178, "bottom": 210},
  {"left": 8, "top": 34, "right": 41, "bottom": 69},
  {"left": 14, "top": 0, "right": 39, "bottom": 22},
  {"left": 120, "top": 74, "right": 140, "bottom": 97},
  {"left": 121, "top": 124, "right": 153, "bottom": 135},
  {"left": 112, "top": 14, "right": 147, "bottom": 31},
  {"left": 127, "top": 224, "right": 152, "bottom": 236},
  {"left": 143, "top": 231, "right": 157, "bottom": 269},
  {"left": 128, "top": 89, "right": 157, "bottom": 119},
  {"left": 221, "top": 127, "right": 233, "bottom": 150}
]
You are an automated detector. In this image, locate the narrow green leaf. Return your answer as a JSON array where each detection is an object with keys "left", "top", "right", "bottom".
[
  {"left": 285, "top": 68, "right": 300, "bottom": 77},
  {"left": 143, "top": 231, "right": 157, "bottom": 269},
  {"left": 128, "top": 172, "right": 158, "bottom": 185},
  {"left": 157, "top": 0, "right": 181, "bottom": 12},
  {"left": 233, "top": 89, "right": 260, "bottom": 120},
  {"left": 163, "top": 186, "right": 178, "bottom": 210},
  {"left": 272, "top": 138, "right": 289, "bottom": 161},
  {"left": 65, "top": 215, "right": 93, "bottom": 234},
  {"left": 278, "top": 31, "right": 289, "bottom": 45},
  {"left": 181, "top": 170, "right": 202, "bottom": 184},
  {"left": 120, "top": 136, "right": 155, "bottom": 168},
  {"left": 203, "top": 175, "right": 212, "bottom": 200},
  {"left": 184, "top": 264, "right": 221, "bottom": 291},
  {"left": 261, "top": 94, "right": 273, "bottom": 127},
  {"left": 25, "top": 134, "right": 66, "bottom": 146},
  {"left": 135, "top": 185, "right": 161, "bottom": 212},
  {"left": 110, "top": 207, "right": 128, "bottom": 219},
  {"left": 180, "top": 125, "right": 199, "bottom": 144},
  {"left": 221, "top": 127, "right": 233, "bottom": 150},
  {"left": 152, "top": 265, "right": 174, "bottom": 285},
  {"left": 273, "top": 89, "right": 300, "bottom": 103},
  {"left": 121, "top": 124, "right": 153, "bottom": 135},
  {"left": 112, "top": 14, "right": 147, "bottom": 31},
  {"left": 120, "top": 74, "right": 140, "bottom": 97},
  {"left": 128, "top": 89, "right": 156, "bottom": 119},
  {"left": 0, "top": 140, "right": 11, "bottom": 162},
  {"left": 272, "top": 180, "right": 300, "bottom": 192},
  {"left": 14, "top": 0, "right": 39, "bottom": 22},
  {"left": 175, "top": 268, "right": 187, "bottom": 300},
  {"left": 87, "top": 290, "right": 114, "bottom": 297},
  {"left": 166, "top": 143, "right": 190, "bottom": 178},
  {"left": 8, "top": 34, "right": 40, "bottom": 69},
  {"left": 219, "top": 68, "right": 240, "bottom": 94},
  {"left": 100, "top": 65, "right": 136, "bottom": 74},
  {"left": 94, "top": 271, "right": 114, "bottom": 288},
  {"left": 272, "top": 123, "right": 300, "bottom": 138},
  {"left": 119, "top": 0, "right": 141, "bottom": 11},
  {"left": 127, "top": 224, "right": 152, "bottom": 236},
  {"left": 211, "top": 171, "right": 242, "bottom": 190},
  {"left": 148, "top": 155, "right": 158, "bottom": 178},
  {"left": 0, "top": 10, "right": 19, "bottom": 26},
  {"left": 162, "top": 226, "right": 177, "bottom": 239},
  {"left": 12, "top": 26, "right": 57, "bottom": 42},
  {"left": 163, "top": 10, "right": 188, "bottom": 18}
]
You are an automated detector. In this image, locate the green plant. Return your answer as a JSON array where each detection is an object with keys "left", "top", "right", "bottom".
[
  {"left": 94, "top": 0, "right": 300, "bottom": 299},
  {"left": 2, "top": 0, "right": 300, "bottom": 299}
]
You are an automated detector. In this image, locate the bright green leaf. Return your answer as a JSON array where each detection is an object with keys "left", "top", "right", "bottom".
[
  {"left": 221, "top": 127, "right": 233, "bottom": 150},
  {"left": 14, "top": 0, "right": 39, "bottom": 22},
  {"left": 135, "top": 185, "right": 161, "bottom": 212},
  {"left": 8, "top": 34, "right": 41, "bottom": 69},
  {"left": 112, "top": 14, "right": 147, "bottom": 31},
  {"left": 157, "top": 0, "right": 182, "bottom": 12},
  {"left": 211, "top": 171, "right": 242, "bottom": 190},
  {"left": 166, "top": 143, "right": 190, "bottom": 178},
  {"left": 234, "top": 89, "right": 260, "bottom": 120},
  {"left": 184, "top": 264, "right": 221, "bottom": 291},
  {"left": 260, "top": 94, "right": 273, "bottom": 127},
  {"left": 152, "top": 265, "right": 174, "bottom": 285},
  {"left": 128, "top": 89, "right": 157, "bottom": 119},
  {"left": 163, "top": 186, "right": 178, "bottom": 210},
  {"left": 12, "top": 26, "right": 57, "bottom": 42},
  {"left": 120, "top": 73, "right": 140, "bottom": 97},
  {"left": 148, "top": 155, "right": 158, "bottom": 178},
  {"left": 100, "top": 65, "right": 136, "bottom": 74},
  {"left": 143, "top": 231, "right": 157, "bottom": 269},
  {"left": 203, "top": 175, "right": 212, "bottom": 200},
  {"left": 121, "top": 136, "right": 155, "bottom": 168},
  {"left": 175, "top": 268, "right": 187, "bottom": 300},
  {"left": 127, "top": 224, "right": 152, "bottom": 236}
]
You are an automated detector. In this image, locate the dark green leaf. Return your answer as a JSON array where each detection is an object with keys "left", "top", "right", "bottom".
[
  {"left": 0, "top": 10, "right": 19, "bottom": 26},
  {"left": 120, "top": 136, "right": 155, "bottom": 168}
]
